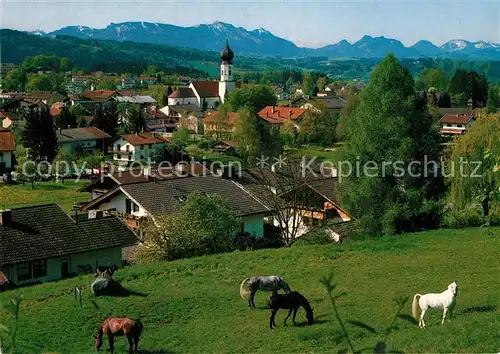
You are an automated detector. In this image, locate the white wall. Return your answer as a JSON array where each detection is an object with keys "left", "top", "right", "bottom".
[
  {"left": 167, "top": 97, "right": 199, "bottom": 106},
  {"left": 113, "top": 137, "right": 165, "bottom": 163},
  {"left": 95, "top": 192, "right": 148, "bottom": 218}
]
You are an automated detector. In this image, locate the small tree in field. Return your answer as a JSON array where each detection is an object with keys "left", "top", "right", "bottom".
[{"left": 138, "top": 191, "right": 239, "bottom": 261}]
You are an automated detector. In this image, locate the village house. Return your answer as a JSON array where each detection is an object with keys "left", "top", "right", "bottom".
[
  {"left": 258, "top": 106, "right": 306, "bottom": 130},
  {"left": 112, "top": 132, "right": 170, "bottom": 164},
  {"left": 23, "top": 91, "right": 67, "bottom": 106},
  {"left": 0, "top": 111, "right": 21, "bottom": 129},
  {"left": 439, "top": 113, "right": 475, "bottom": 136},
  {"left": 0, "top": 128, "right": 15, "bottom": 173},
  {"left": 56, "top": 127, "right": 111, "bottom": 154},
  {"left": 203, "top": 111, "right": 239, "bottom": 138},
  {"left": 0, "top": 204, "right": 138, "bottom": 286},
  {"left": 80, "top": 174, "right": 271, "bottom": 238},
  {"left": 140, "top": 76, "right": 157, "bottom": 87},
  {"left": 120, "top": 77, "right": 136, "bottom": 90}
]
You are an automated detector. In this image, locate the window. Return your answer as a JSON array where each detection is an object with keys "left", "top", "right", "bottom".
[
  {"left": 116, "top": 144, "right": 121, "bottom": 151},
  {"left": 140, "top": 155, "right": 144, "bottom": 160},
  {"left": 128, "top": 155, "right": 131, "bottom": 161},
  {"left": 229, "top": 68, "right": 232, "bottom": 76},
  {"left": 125, "top": 198, "right": 132, "bottom": 214},
  {"left": 133, "top": 203, "right": 139, "bottom": 213},
  {"left": 117, "top": 154, "right": 121, "bottom": 160},
  {"left": 126, "top": 145, "right": 130, "bottom": 152},
  {"left": 457, "top": 124, "right": 463, "bottom": 128},
  {"left": 140, "top": 144, "right": 144, "bottom": 150},
  {"left": 33, "top": 259, "right": 47, "bottom": 278},
  {"left": 17, "top": 262, "right": 31, "bottom": 281},
  {"left": 148, "top": 144, "right": 152, "bottom": 149}
]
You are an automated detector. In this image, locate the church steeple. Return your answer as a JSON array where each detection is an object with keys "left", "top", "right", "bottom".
[{"left": 219, "top": 40, "right": 236, "bottom": 103}]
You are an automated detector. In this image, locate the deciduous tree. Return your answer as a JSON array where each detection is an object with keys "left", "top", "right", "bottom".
[
  {"left": 21, "top": 107, "right": 58, "bottom": 162},
  {"left": 233, "top": 108, "right": 260, "bottom": 165}
]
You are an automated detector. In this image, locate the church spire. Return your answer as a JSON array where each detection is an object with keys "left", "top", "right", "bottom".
[{"left": 220, "top": 39, "right": 234, "bottom": 64}]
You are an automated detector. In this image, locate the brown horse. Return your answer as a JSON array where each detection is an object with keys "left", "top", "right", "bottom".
[{"left": 94, "top": 317, "right": 143, "bottom": 353}]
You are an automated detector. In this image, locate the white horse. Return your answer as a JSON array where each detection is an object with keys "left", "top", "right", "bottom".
[
  {"left": 412, "top": 281, "right": 458, "bottom": 328},
  {"left": 240, "top": 276, "right": 291, "bottom": 308}
]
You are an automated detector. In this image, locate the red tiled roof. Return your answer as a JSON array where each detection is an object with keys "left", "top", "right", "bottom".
[
  {"left": 121, "top": 132, "right": 170, "bottom": 146},
  {"left": 191, "top": 81, "right": 219, "bottom": 98},
  {"left": 0, "top": 128, "right": 15, "bottom": 151},
  {"left": 50, "top": 102, "right": 66, "bottom": 116},
  {"left": 118, "top": 90, "right": 136, "bottom": 97},
  {"left": 204, "top": 111, "right": 239, "bottom": 125},
  {"left": 24, "top": 91, "right": 62, "bottom": 100},
  {"left": 168, "top": 87, "right": 196, "bottom": 98},
  {"left": 439, "top": 114, "right": 474, "bottom": 125},
  {"left": 258, "top": 106, "right": 306, "bottom": 124},
  {"left": 140, "top": 76, "right": 156, "bottom": 80}
]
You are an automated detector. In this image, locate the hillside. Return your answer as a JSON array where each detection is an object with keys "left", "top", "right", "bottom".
[
  {"left": 1, "top": 227, "right": 499, "bottom": 353},
  {"left": 36, "top": 21, "right": 500, "bottom": 60}
]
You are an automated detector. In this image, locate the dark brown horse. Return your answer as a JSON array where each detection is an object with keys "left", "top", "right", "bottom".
[
  {"left": 268, "top": 291, "right": 314, "bottom": 329},
  {"left": 94, "top": 317, "right": 143, "bottom": 353}
]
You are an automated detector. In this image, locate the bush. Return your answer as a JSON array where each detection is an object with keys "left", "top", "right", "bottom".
[
  {"left": 293, "top": 229, "right": 333, "bottom": 246},
  {"left": 443, "top": 203, "right": 500, "bottom": 228}
]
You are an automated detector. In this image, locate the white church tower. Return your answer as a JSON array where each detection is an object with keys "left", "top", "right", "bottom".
[{"left": 219, "top": 40, "right": 236, "bottom": 103}]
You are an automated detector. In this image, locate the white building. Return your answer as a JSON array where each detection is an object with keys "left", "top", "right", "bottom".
[
  {"left": 165, "top": 41, "right": 236, "bottom": 110},
  {"left": 439, "top": 113, "right": 475, "bottom": 136},
  {"left": 112, "top": 132, "right": 170, "bottom": 164}
]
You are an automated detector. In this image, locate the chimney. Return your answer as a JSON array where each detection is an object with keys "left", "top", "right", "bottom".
[
  {"left": 271, "top": 106, "right": 275, "bottom": 114},
  {"left": 288, "top": 110, "right": 292, "bottom": 119},
  {"left": 0, "top": 210, "right": 12, "bottom": 226},
  {"left": 467, "top": 98, "right": 473, "bottom": 114}
]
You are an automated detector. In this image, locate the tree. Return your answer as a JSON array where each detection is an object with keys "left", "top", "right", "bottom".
[
  {"left": 447, "top": 112, "right": 500, "bottom": 216},
  {"left": 211, "top": 104, "right": 232, "bottom": 140},
  {"left": 340, "top": 54, "right": 443, "bottom": 236},
  {"left": 415, "top": 68, "right": 449, "bottom": 92},
  {"left": 225, "top": 85, "right": 277, "bottom": 114},
  {"left": 139, "top": 191, "right": 239, "bottom": 261},
  {"left": 298, "top": 100, "right": 337, "bottom": 146},
  {"left": 302, "top": 72, "right": 316, "bottom": 96},
  {"left": 2, "top": 68, "right": 27, "bottom": 91},
  {"left": 60, "top": 58, "right": 74, "bottom": 72},
  {"left": 233, "top": 108, "right": 261, "bottom": 165},
  {"left": 26, "top": 74, "right": 52, "bottom": 91},
  {"left": 486, "top": 86, "right": 499, "bottom": 113},
  {"left": 127, "top": 106, "right": 146, "bottom": 133},
  {"left": 55, "top": 106, "right": 77, "bottom": 129},
  {"left": 93, "top": 103, "right": 119, "bottom": 142},
  {"left": 336, "top": 94, "right": 360, "bottom": 141},
  {"left": 448, "top": 70, "right": 489, "bottom": 107},
  {"left": 21, "top": 107, "right": 59, "bottom": 162},
  {"left": 316, "top": 76, "right": 329, "bottom": 92}
]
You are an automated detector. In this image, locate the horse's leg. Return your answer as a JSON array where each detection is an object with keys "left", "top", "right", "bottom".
[
  {"left": 134, "top": 333, "right": 140, "bottom": 352},
  {"left": 284, "top": 309, "right": 293, "bottom": 326},
  {"left": 441, "top": 307, "right": 448, "bottom": 325},
  {"left": 108, "top": 334, "right": 115, "bottom": 354},
  {"left": 249, "top": 291, "right": 256, "bottom": 308},
  {"left": 270, "top": 309, "right": 277, "bottom": 329},
  {"left": 419, "top": 308, "right": 427, "bottom": 328},
  {"left": 127, "top": 335, "right": 134, "bottom": 353},
  {"left": 292, "top": 307, "right": 298, "bottom": 325}
]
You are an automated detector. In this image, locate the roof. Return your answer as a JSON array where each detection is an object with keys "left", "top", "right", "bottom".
[
  {"left": 140, "top": 76, "right": 156, "bottom": 80},
  {"left": 120, "top": 176, "right": 270, "bottom": 217},
  {"left": 204, "top": 111, "right": 239, "bottom": 125},
  {"left": 50, "top": 102, "right": 66, "bottom": 116},
  {"left": 0, "top": 111, "right": 20, "bottom": 121},
  {"left": 168, "top": 88, "right": 196, "bottom": 99},
  {"left": 78, "top": 90, "right": 117, "bottom": 101},
  {"left": 191, "top": 81, "right": 220, "bottom": 98},
  {"left": 306, "top": 178, "right": 342, "bottom": 206},
  {"left": 313, "top": 96, "right": 347, "bottom": 109},
  {"left": 56, "top": 127, "right": 111, "bottom": 143},
  {"left": 438, "top": 108, "right": 469, "bottom": 116},
  {"left": 24, "top": 91, "right": 63, "bottom": 100},
  {"left": 0, "top": 204, "right": 138, "bottom": 266},
  {"left": 439, "top": 114, "right": 475, "bottom": 125},
  {"left": 114, "top": 95, "right": 156, "bottom": 104},
  {"left": 0, "top": 128, "right": 15, "bottom": 151},
  {"left": 258, "top": 106, "right": 307, "bottom": 124},
  {"left": 121, "top": 132, "right": 170, "bottom": 146}
]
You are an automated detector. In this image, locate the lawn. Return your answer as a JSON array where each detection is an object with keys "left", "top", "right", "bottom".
[
  {"left": 1, "top": 227, "right": 499, "bottom": 353},
  {"left": 0, "top": 179, "right": 91, "bottom": 212},
  {"left": 286, "top": 143, "right": 344, "bottom": 163}
]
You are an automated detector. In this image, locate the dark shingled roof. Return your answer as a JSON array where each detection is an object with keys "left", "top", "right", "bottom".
[
  {"left": 306, "top": 178, "right": 342, "bottom": 206},
  {"left": 0, "top": 204, "right": 138, "bottom": 266},
  {"left": 121, "top": 175, "right": 270, "bottom": 217}
]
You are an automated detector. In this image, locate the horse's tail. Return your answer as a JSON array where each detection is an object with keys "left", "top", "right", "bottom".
[
  {"left": 412, "top": 294, "right": 422, "bottom": 320},
  {"left": 240, "top": 278, "right": 252, "bottom": 300}
]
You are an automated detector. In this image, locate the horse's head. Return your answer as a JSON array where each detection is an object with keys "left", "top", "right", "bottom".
[
  {"left": 306, "top": 308, "right": 314, "bottom": 325},
  {"left": 449, "top": 282, "right": 458, "bottom": 296},
  {"left": 94, "top": 333, "right": 102, "bottom": 351}
]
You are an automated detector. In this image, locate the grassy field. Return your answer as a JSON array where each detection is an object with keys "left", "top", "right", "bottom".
[
  {"left": 1, "top": 227, "right": 499, "bottom": 353},
  {"left": 287, "top": 143, "right": 344, "bottom": 163},
  {"left": 0, "top": 179, "right": 90, "bottom": 212}
]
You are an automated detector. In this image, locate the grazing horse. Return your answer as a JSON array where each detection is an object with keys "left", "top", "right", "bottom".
[
  {"left": 240, "top": 275, "right": 291, "bottom": 308},
  {"left": 268, "top": 291, "right": 314, "bottom": 329},
  {"left": 412, "top": 281, "right": 458, "bottom": 328},
  {"left": 96, "top": 264, "right": 118, "bottom": 279},
  {"left": 94, "top": 317, "right": 143, "bottom": 353}
]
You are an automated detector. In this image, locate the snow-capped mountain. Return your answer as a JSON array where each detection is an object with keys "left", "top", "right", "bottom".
[{"left": 43, "top": 21, "right": 500, "bottom": 59}]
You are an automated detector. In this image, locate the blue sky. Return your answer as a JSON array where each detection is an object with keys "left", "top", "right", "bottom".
[{"left": 2, "top": 0, "right": 499, "bottom": 47}]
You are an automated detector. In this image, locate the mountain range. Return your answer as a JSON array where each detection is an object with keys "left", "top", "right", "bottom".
[{"left": 29, "top": 21, "right": 500, "bottom": 60}]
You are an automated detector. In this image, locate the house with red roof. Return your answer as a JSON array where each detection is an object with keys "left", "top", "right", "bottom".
[
  {"left": 258, "top": 106, "right": 307, "bottom": 128},
  {"left": 0, "top": 128, "right": 15, "bottom": 172},
  {"left": 112, "top": 132, "right": 170, "bottom": 164},
  {"left": 203, "top": 111, "right": 239, "bottom": 138},
  {"left": 439, "top": 113, "right": 475, "bottom": 136}
]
